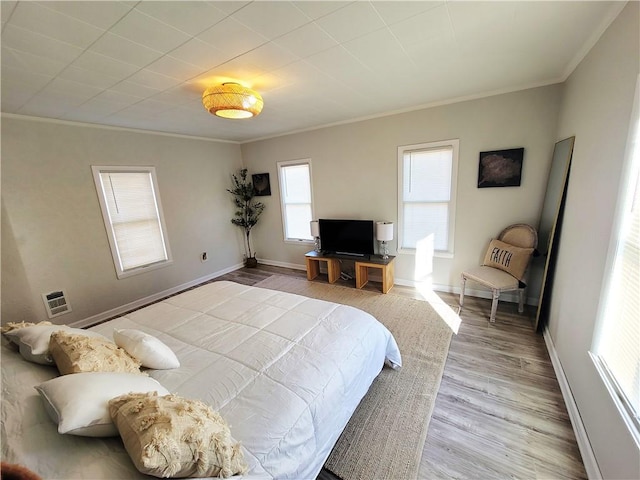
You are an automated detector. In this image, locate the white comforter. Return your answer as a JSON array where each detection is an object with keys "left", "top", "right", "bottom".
[{"left": 2, "top": 281, "right": 401, "bottom": 479}]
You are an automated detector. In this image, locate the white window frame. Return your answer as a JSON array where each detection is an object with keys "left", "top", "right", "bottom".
[
  {"left": 589, "top": 75, "right": 640, "bottom": 442},
  {"left": 277, "top": 159, "right": 315, "bottom": 245},
  {"left": 397, "top": 139, "right": 459, "bottom": 257},
  {"left": 92, "top": 165, "right": 172, "bottom": 279}
]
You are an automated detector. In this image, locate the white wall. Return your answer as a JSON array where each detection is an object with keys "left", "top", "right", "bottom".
[
  {"left": 1, "top": 117, "right": 244, "bottom": 324},
  {"left": 241, "top": 85, "right": 562, "bottom": 300},
  {"left": 550, "top": 2, "right": 640, "bottom": 478}
]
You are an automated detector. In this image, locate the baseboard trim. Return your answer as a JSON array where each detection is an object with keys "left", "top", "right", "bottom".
[
  {"left": 71, "top": 262, "right": 244, "bottom": 328},
  {"left": 256, "top": 258, "right": 306, "bottom": 271},
  {"left": 543, "top": 327, "right": 602, "bottom": 480}
]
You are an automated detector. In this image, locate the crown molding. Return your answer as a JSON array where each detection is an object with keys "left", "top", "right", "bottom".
[{"left": 1, "top": 113, "right": 240, "bottom": 144}]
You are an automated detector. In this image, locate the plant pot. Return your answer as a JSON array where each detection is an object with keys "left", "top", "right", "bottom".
[{"left": 245, "top": 257, "right": 258, "bottom": 268}]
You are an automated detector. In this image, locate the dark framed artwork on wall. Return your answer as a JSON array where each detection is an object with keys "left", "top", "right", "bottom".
[
  {"left": 478, "top": 147, "right": 524, "bottom": 188},
  {"left": 252, "top": 173, "right": 271, "bottom": 196}
]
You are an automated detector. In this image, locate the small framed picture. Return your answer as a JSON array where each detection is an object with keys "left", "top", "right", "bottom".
[
  {"left": 478, "top": 148, "right": 524, "bottom": 188},
  {"left": 252, "top": 173, "right": 271, "bottom": 196}
]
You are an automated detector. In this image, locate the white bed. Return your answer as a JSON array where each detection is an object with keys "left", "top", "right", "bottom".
[{"left": 1, "top": 280, "right": 401, "bottom": 479}]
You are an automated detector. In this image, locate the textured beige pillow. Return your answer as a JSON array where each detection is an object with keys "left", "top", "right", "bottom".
[
  {"left": 483, "top": 238, "right": 534, "bottom": 281},
  {"left": 1, "top": 320, "right": 52, "bottom": 334},
  {"left": 49, "top": 331, "right": 141, "bottom": 375},
  {"left": 109, "top": 392, "right": 248, "bottom": 478}
]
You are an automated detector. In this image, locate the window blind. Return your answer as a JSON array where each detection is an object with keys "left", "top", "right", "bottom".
[
  {"left": 99, "top": 171, "right": 168, "bottom": 272},
  {"left": 279, "top": 162, "right": 313, "bottom": 241},
  {"left": 401, "top": 146, "right": 453, "bottom": 251},
  {"left": 594, "top": 132, "right": 640, "bottom": 429}
]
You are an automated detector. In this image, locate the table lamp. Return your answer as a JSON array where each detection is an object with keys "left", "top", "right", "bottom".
[
  {"left": 376, "top": 222, "right": 393, "bottom": 260},
  {"left": 310, "top": 220, "right": 321, "bottom": 252}
]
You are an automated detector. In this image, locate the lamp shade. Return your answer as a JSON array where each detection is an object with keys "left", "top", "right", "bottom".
[
  {"left": 202, "top": 83, "right": 263, "bottom": 119},
  {"left": 310, "top": 220, "right": 320, "bottom": 237},
  {"left": 375, "top": 222, "right": 394, "bottom": 242}
]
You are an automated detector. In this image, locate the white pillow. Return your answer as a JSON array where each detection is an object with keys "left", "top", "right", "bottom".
[
  {"left": 35, "top": 372, "right": 170, "bottom": 437},
  {"left": 4, "top": 325, "right": 108, "bottom": 365},
  {"left": 113, "top": 329, "right": 180, "bottom": 370}
]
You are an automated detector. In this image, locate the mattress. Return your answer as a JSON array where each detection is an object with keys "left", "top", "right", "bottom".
[{"left": 2, "top": 280, "right": 401, "bottom": 479}]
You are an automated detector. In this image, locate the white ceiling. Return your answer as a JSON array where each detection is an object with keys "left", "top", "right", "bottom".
[{"left": 0, "top": 1, "right": 624, "bottom": 143}]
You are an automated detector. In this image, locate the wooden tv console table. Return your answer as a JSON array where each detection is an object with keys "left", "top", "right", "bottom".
[{"left": 305, "top": 251, "right": 395, "bottom": 294}]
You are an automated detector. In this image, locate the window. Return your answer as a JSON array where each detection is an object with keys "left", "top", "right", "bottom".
[
  {"left": 591, "top": 78, "right": 640, "bottom": 438},
  {"left": 398, "top": 139, "right": 459, "bottom": 255},
  {"left": 278, "top": 160, "right": 314, "bottom": 243},
  {"left": 92, "top": 166, "right": 172, "bottom": 279}
]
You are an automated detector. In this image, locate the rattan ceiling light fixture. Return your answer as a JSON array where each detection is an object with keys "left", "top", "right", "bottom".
[{"left": 202, "top": 82, "right": 263, "bottom": 119}]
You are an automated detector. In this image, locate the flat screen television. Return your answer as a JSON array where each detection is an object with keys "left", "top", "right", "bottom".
[{"left": 319, "top": 219, "right": 374, "bottom": 257}]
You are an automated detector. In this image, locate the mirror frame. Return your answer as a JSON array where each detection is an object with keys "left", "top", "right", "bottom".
[{"left": 535, "top": 136, "right": 575, "bottom": 331}]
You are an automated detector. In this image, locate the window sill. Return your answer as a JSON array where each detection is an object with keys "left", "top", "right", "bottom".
[
  {"left": 397, "top": 248, "right": 454, "bottom": 259},
  {"left": 284, "top": 239, "right": 314, "bottom": 246},
  {"left": 589, "top": 351, "right": 640, "bottom": 445},
  {"left": 116, "top": 259, "right": 173, "bottom": 279}
]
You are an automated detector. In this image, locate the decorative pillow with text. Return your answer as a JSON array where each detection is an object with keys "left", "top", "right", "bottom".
[{"left": 482, "top": 239, "right": 534, "bottom": 281}]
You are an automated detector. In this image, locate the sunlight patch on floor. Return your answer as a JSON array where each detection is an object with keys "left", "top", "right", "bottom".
[
  {"left": 411, "top": 234, "right": 461, "bottom": 334},
  {"left": 415, "top": 281, "right": 461, "bottom": 335}
]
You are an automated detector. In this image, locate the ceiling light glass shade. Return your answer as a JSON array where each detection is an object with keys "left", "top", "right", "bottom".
[{"left": 202, "top": 83, "right": 263, "bottom": 119}]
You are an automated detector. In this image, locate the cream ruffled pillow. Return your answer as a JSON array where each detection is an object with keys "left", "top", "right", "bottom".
[
  {"left": 49, "top": 331, "right": 141, "bottom": 375},
  {"left": 109, "top": 392, "right": 248, "bottom": 478},
  {"left": 1, "top": 320, "right": 52, "bottom": 333},
  {"left": 3, "top": 323, "right": 108, "bottom": 365}
]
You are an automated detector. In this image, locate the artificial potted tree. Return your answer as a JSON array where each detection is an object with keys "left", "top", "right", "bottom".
[{"left": 227, "top": 168, "right": 265, "bottom": 268}]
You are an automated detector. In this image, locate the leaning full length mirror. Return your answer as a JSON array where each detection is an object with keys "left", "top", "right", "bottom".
[{"left": 534, "top": 136, "right": 575, "bottom": 331}]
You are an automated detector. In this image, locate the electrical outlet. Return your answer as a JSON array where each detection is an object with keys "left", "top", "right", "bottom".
[{"left": 201, "top": 252, "right": 208, "bottom": 262}]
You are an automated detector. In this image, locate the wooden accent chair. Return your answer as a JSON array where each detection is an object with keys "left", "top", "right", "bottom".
[{"left": 459, "top": 224, "right": 538, "bottom": 323}]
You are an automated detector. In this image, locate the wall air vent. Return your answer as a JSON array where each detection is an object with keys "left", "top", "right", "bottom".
[{"left": 42, "top": 290, "right": 72, "bottom": 318}]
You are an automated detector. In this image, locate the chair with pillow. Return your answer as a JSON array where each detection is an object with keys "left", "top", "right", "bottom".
[{"left": 459, "top": 223, "right": 538, "bottom": 323}]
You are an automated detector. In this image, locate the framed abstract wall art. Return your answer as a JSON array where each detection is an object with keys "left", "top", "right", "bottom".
[{"left": 477, "top": 148, "right": 524, "bottom": 188}]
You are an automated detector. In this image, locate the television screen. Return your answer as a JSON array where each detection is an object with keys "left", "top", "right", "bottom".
[{"left": 319, "top": 219, "right": 374, "bottom": 256}]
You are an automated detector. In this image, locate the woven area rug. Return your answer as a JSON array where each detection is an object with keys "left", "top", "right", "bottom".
[{"left": 253, "top": 275, "right": 453, "bottom": 480}]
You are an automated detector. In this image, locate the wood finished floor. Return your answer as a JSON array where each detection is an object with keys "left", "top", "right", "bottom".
[{"left": 216, "top": 265, "right": 587, "bottom": 480}]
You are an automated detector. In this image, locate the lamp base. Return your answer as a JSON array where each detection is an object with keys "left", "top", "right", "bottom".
[
  {"left": 314, "top": 237, "right": 321, "bottom": 252},
  {"left": 381, "top": 241, "right": 389, "bottom": 260}
]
